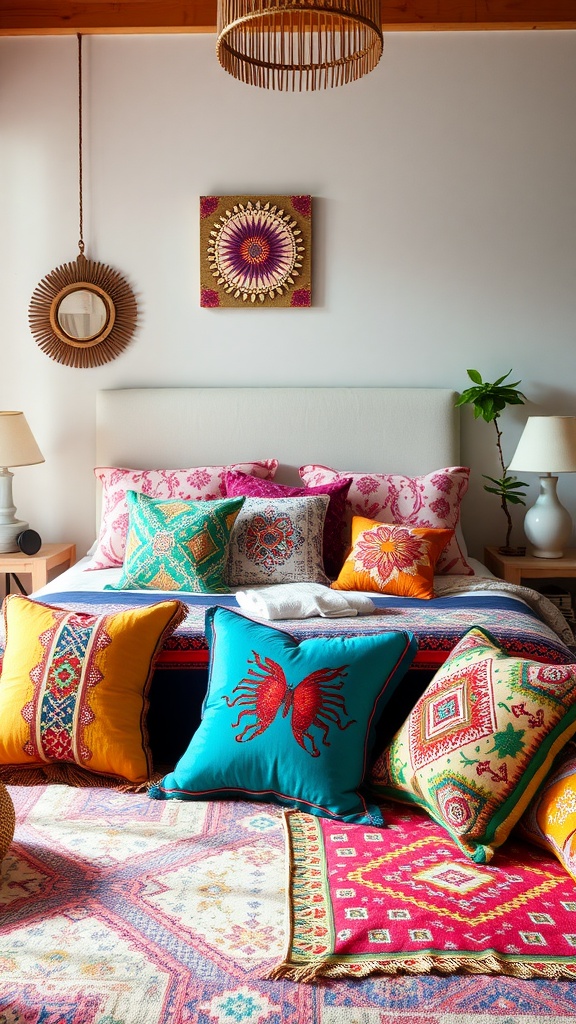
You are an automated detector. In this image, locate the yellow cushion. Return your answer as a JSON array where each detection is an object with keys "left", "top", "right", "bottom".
[
  {"left": 518, "top": 740, "right": 576, "bottom": 881},
  {"left": 0, "top": 595, "right": 185, "bottom": 784},
  {"left": 332, "top": 517, "right": 452, "bottom": 599}
]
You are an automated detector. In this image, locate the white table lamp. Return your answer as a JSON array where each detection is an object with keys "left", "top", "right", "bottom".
[
  {"left": 508, "top": 415, "right": 576, "bottom": 558},
  {"left": 0, "top": 412, "right": 45, "bottom": 553}
]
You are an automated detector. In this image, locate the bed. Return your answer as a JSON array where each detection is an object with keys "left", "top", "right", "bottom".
[{"left": 2, "top": 387, "right": 576, "bottom": 1023}]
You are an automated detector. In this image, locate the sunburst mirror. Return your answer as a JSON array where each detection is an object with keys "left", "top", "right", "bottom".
[{"left": 29, "top": 35, "right": 138, "bottom": 368}]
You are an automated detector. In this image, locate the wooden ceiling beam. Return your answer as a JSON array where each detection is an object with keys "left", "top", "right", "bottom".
[{"left": 0, "top": 0, "right": 575, "bottom": 35}]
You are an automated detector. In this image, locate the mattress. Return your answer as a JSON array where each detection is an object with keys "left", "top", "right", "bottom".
[{"left": 25, "top": 558, "right": 575, "bottom": 767}]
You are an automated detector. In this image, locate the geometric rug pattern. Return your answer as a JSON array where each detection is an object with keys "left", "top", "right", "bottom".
[
  {"left": 273, "top": 802, "right": 576, "bottom": 984},
  {"left": 3, "top": 784, "right": 576, "bottom": 1022}
]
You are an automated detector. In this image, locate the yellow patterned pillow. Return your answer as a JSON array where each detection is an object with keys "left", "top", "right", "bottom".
[
  {"left": 331, "top": 516, "right": 452, "bottom": 599},
  {"left": 518, "top": 741, "right": 576, "bottom": 881},
  {"left": 0, "top": 595, "right": 186, "bottom": 784}
]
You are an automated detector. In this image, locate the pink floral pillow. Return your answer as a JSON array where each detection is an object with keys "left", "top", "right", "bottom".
[
  {"left": 299, "top": 464, "right": 472, "bottom": 575},
  {"left": 88, "top": 461, "right": 278, "bottom": 570},
  {"left": 224, "top": 470, "right": 352, "bottom": 578}
]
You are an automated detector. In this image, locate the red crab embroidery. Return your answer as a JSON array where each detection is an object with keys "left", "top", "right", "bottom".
[{"left": 223, "top": 653, "right": 355, "bottom": 757}]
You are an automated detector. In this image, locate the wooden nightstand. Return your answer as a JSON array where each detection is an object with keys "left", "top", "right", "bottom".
[
  {"left": 0, "top": 542, "right": 76, "bottom": 596},
  {"left": 484, "top": 546, "right": 576, "bottom": 586}
]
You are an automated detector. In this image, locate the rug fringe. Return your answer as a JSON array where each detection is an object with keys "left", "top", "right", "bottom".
[
  {"left": 266, "top": 962, "right": 330, "bottom": 983},
  {"left": 265, "top": 953, "right": 576, "bottom": 983}
]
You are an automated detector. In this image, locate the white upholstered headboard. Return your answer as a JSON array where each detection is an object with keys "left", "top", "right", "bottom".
[{"left": 96, "top": 388, "right": 459, "bottom": 483}]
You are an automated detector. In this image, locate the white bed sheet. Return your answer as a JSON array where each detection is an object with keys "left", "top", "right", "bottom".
[{"left": 34, "top": 555, "right": 494, "bottom": 600}]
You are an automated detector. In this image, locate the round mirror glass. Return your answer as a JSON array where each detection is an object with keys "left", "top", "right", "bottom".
[{"left": 57, "top": 288, "right": 109, "bottom": 341}]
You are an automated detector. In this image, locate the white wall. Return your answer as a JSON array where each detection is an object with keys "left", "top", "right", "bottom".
[{"left": 1, "top": 31, "right": 576, "bottom": 563}]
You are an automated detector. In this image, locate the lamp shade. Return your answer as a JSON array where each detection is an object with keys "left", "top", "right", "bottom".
[
  {"left": 508, "top": 416, "right": 576, "bottom": 474},
  {"left": 0, "top": 412, "right": 44, "bottom": 468}
]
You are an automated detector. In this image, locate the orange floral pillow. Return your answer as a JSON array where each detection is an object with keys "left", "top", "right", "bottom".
[
  {"left": 518, "top": 740, "right": 576, "bottom": 881},
  {"left": 331, "top": 517, "right": 452, "bottom": 599}
]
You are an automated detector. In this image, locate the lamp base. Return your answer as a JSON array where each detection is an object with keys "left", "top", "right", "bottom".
[
  {"left": 523, "top": 475, "right": 572, "bottom": 558},
  {"left": 0, "top": 518, "right": 30, "bottom": 554},
  {"left": 0, "top": 467, "right": 29, "bottom": 553}
]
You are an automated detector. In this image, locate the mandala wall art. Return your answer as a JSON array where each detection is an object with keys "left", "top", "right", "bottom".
[{"left": 200, "top": 195, "right": 312, "bottom": 308}]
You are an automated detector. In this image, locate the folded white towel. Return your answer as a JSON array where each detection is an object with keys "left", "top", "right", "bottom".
[{"left": 235, "top": 582, "right": 376, "bottom": 620}]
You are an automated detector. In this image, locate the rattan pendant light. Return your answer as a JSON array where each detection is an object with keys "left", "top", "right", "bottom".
[{"left": 216, "top": 0, "right": 383, "bottom": 90}]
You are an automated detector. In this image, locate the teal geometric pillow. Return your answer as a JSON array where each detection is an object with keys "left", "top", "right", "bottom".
[
  {"left": 109, "top": 492, "right": 245, "bottom": 593},
  {"left": 149, "top": 606, "right": 417, "bottom": 824}
]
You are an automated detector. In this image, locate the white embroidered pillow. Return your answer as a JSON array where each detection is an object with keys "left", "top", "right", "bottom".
[
  {"left": 226, "top": 495, "right": 330, "bottom": 586},
  {"left": 89, "top": 461, "right": 278, "bottom": 570},
  {"left": 299, "top": 464, "right": 472, "bottom": 575}
]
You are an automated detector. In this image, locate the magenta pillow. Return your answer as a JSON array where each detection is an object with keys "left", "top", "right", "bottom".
[{"left": 224, "top": 470, "right": 352, "bottom": 578}]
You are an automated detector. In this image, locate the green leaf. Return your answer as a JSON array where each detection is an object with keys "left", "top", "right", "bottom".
[
  {"left": 498, "top": 386, "right": 525, "bottom": 398},
  {"left": 467, "top": 369, "right": 483, "bottom": 384},
  {"left": 504, "top": 479, "right": 529, "bottom": 490},
  {"left": 457, "top": 386, "right": 484, "bottom": 403},
  {"left": 482, "top": 471, "right": 527, "bottom": 505},
  {"left": 477, "top": 397, "right": 496, "bottom": 421},
  {"left": 493, "top": 370, "right": 513, "bottom": 386}
]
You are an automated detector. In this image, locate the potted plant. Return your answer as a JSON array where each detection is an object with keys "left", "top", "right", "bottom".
[{"left": 456, "top": 369, "right": 529, "bottom": 555}]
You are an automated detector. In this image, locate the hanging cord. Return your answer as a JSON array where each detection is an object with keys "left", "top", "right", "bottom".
[{"left": 77, "top": 32, "right": 85, "bottom": 256}]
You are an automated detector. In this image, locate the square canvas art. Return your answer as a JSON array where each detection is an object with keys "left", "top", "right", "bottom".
[{"left": 200, "top": 195, "right": 312, "bottom": 308}]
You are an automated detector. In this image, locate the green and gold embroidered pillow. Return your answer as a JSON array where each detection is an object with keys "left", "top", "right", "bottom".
[
  {"left": 110, "top": 492, "right": 245, "bottom": 592},
  {"left": 369, "top": 626, "right": 576, "bottom": 863}
]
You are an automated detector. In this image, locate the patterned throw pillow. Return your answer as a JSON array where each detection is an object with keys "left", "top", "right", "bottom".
[
  {"left": 224, "top": 470, "right": 352, "bottom": 578},
  {"left": 149, "top": 606, "right": 417, "bottom": 824},
  {"left": 332, "top": 517, "right": 452, "bottom": 598},
  {"left": 89, "top": 461, "right": 278, "bottom": 570},
  {"left": 226, "top": 495, "right": 330, "bottom": 586},
  {"left": 299, "top": 464, "right": 472, "bottom": 575},
  {"left": 518, "top": 741, "right": 576, "bottom": 881},
  {"left": 0, "top": 594, "right": 185, "bottom": 784},
  {"left": 110, "top": 493, "right": 245, "bottom": 593},
  {"left": 369, "top": 627, "right": 576, "bottom": 863}
]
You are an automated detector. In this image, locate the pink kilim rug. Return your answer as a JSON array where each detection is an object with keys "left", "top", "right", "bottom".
[
  {"left": 272, "top": 802, "right": 576, "bottom": 984},
  {"left": 3, "top": 784, "right": 576, "bottom": 1023}
]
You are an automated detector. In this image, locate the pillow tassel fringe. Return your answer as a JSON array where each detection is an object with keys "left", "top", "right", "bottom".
[{"left": 0, "top": 762, "right": 162, "bottom": 792}]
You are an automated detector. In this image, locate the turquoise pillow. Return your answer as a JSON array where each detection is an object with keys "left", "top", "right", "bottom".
[
  {"left": 149, "top": 607, "right": 417, "bottom": 824},
  {"left": 109, "top": 492, "right": 245, "bottom": 593}
]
